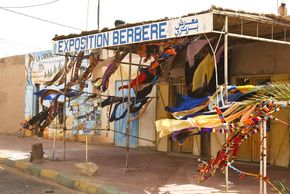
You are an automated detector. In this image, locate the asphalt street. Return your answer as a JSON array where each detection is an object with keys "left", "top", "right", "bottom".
[{"left": 0, "top": 164, "right": 83, "bottom": 194}]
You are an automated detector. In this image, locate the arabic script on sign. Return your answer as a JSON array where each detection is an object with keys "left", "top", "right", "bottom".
[{"left": 174, "top": 18, "right": 199, "bottom": 36}]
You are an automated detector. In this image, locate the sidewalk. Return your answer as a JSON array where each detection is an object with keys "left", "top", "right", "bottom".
[{"left": 0, "top": 135, "right": 288, "bottom": 194}]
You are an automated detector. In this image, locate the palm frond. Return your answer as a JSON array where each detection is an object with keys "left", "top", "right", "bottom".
[
  {"left": 261, "top": 82, "right": 290, "bottom": 101},
  {"left": 275, "top": 179, "right": 290, "bottom": 194},
  {"left": 239, "top": 82, "right": 290, "bottom": 105}
]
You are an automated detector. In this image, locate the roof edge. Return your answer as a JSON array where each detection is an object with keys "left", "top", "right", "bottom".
[{"left": 53, "top": 5, "right": 290, "bottom": 41}]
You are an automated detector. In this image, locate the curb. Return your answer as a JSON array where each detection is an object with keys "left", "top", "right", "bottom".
[{"left": 0, "top": 157, "right": 127, "bottom": 194}]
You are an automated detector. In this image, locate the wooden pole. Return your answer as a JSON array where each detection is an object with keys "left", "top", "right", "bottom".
[
  {"left": 224, "top": 15, "right": 229, "bottom": 192},
  {"left": 263, "top": 120, "right": 267, "bottom": 194},
  {"left": 86, "top": 135, "right": 88, "bottom": 163},
  {"left": 126, "top": 49, "right": 132, "bottom": 168},
  {"left": 63, "top": 55, "right": 67, "bottom": 160},
  {"left": 52, "top": 119, "right": 57, "bottom": 160}
]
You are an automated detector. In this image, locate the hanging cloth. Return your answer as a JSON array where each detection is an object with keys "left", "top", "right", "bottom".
[
  {"left": 58, "top": 57, "right": 76, "bottom": 85},
  {"left": 130, "top": 98, "right": 153, "bottom": 121},
  {"left": 118, "top": 68, "right": 155, "bottom": 91},
  {"left": 186, "top": 39, "right": 212, "bottom": 67},
  {"left": 191, "top": 53, "right": 214, "bottom": 92},
  {"left": 80, "top": 53, "right": 100, "bottom": 91},
  {"left": 101, "top": 50, "right": 129, "bottom": 92},
  {"left": 109, "top": 101, "right": 128, "bottom": 122},
  {"left": 155, "top": 106, "right": 250, "bottom": 138},
  {"left": 38, "top": 95, "right": 61, "bottom": 136},
  {"left": 166, "top": 95, "right": 209, "bottom": 113},
  {"left": 136, "top": 84, "right": 154, "bottom": 100},
  {"left": 71, "top": 51, "right": 84, "bottom": 82},
  {"left": 129, "top": 97, "right": 149, "bottom": 113},
  {"left": 27, "top": 108, "right": 48, "bottom": 126}
]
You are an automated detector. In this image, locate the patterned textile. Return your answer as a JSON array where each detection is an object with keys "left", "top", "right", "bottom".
[
  {"left": 71, "top": 51, "right": 84, "bottom": 82},
  {"left": 101, "top": 50, "right": 129, "bottom": 91},
  {"left": 80, "top": 53, "right": 100, "bottom": 91}
]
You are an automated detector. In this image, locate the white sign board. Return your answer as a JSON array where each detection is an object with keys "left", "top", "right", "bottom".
[{"left": 53, "top": 13, "right": 213, "bottom": 54}]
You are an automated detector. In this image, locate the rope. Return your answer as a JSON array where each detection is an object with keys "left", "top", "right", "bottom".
[{"left": 73, "top": 128, "right": 155, "bottom": 143}]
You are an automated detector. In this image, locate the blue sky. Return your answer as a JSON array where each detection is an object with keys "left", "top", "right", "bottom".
[{"left": 0, "top": 0, "right": 287, "bottom": 57}]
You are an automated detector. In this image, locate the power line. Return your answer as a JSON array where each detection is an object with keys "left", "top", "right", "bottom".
[
  {"left": 0, "top": 40, "right": 42, "bottom": 51},
  {"left": 1, "top": 0, "right": 61, "bottom": 9},
  {"left": 0, "top": 7, "right": 82, "bottom": 31},
  {"left": 0, "top": 37, "right": 44, "bottom": 50}
]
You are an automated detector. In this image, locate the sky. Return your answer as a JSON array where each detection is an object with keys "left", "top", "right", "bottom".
[{"left": 0, "top": 0, "right": 288, "bottom": 58}]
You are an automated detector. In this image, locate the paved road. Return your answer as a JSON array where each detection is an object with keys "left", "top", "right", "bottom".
[{"left": 0, "top": 164, "right": 83, "bottom": 194}]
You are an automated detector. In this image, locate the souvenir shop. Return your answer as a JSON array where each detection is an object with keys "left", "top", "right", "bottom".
[{"left": 24, "top": 6, "right": 290, "bottom": 193}]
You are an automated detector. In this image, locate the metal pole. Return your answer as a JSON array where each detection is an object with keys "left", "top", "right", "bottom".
[
  {"left": 224, "top": 15, "right": 229, "bottom": 192},
  {"left": 126, "top": 49, "right": 132, "bottom": 168},
  {"left": 52, "top": 119, "right": 57, "bottom": 160},
  {"left": 86, "top": 0, "right": 90, "bottom": 30},
  {"left": 86, "top": 135, "right": 88, "bottom": 163},
  {"left": 97, "top": 0, "right": 100, "bottom": 30},
  {"left": 212, "top": 30, "right": 290, "bottom": 46},
  {"left": 263, "top": 120, "right": 267, "bottom": 194}
]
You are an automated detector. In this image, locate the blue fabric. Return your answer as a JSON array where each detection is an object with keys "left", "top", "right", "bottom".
[
  {"left": 35, "top": 89, "right": 79, "bottom": 100},
  {"left": 228, "top": 92, "right": 245, "bottom": 102},
  {"left": 34, "top": 90, "right": 55, "bottom": 100},
  {"left": 166, "top": 95, "right": 209, "bottom": 113},
  {"left": 227, "top": 85, "right": 237, "bottom": 92},
  {"left": 180, "top": 104, "right": 232, "bottom": 120},
  {"left": 109, "top": 101, "right": 128, "bottom": 122},
  {"left": 34, "top": 89, "right": 48, "bottom": 97},
  {"left": 66, "top": 90, "right": 81, "bottom": 98}
]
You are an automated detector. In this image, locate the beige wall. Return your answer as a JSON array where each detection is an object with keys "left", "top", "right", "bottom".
[
  {"left": 0, "top": 55, "right": 25, "bottom": 134},
  {"left": 231, "top": 42, "right": 290, "bottom": 76}
]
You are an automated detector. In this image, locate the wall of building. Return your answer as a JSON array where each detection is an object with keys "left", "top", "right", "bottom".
[
  {"left": 230, "top": 42, "right": 290, "bottom": 167},
  {"left": 231, "top": 42, "right": 290, "bottom": 76},
  {"left": 0, "top": 55, "right": 25, "bottom": 134}
]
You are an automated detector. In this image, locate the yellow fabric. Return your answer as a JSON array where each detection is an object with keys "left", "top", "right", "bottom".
[
  {"left": 222, "top": 103, "right": 240, "bottom": 116},
  {"left": 192, "top": 54, "right": 214, "bottom": 92},
  {"left": 94, "top": 79, "right": 102, "bottom": 87},
  {"left": 171, "top": 101, "right": 210, "bottom": 119},
  {"left": 229, "top": 85, "right": 257, "bottom": 94},
  {"left": 156, "top": 105, "right": 251, "bottom": 138}
]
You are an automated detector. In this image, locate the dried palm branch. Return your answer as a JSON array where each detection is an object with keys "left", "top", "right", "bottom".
[{"left": 275, "top": 179, "right": 290, "bottom": 194}]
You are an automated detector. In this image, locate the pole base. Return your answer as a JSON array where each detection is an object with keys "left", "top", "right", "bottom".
[{"left": 118, "top": 167, "right": 136, "bottom": 173}]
